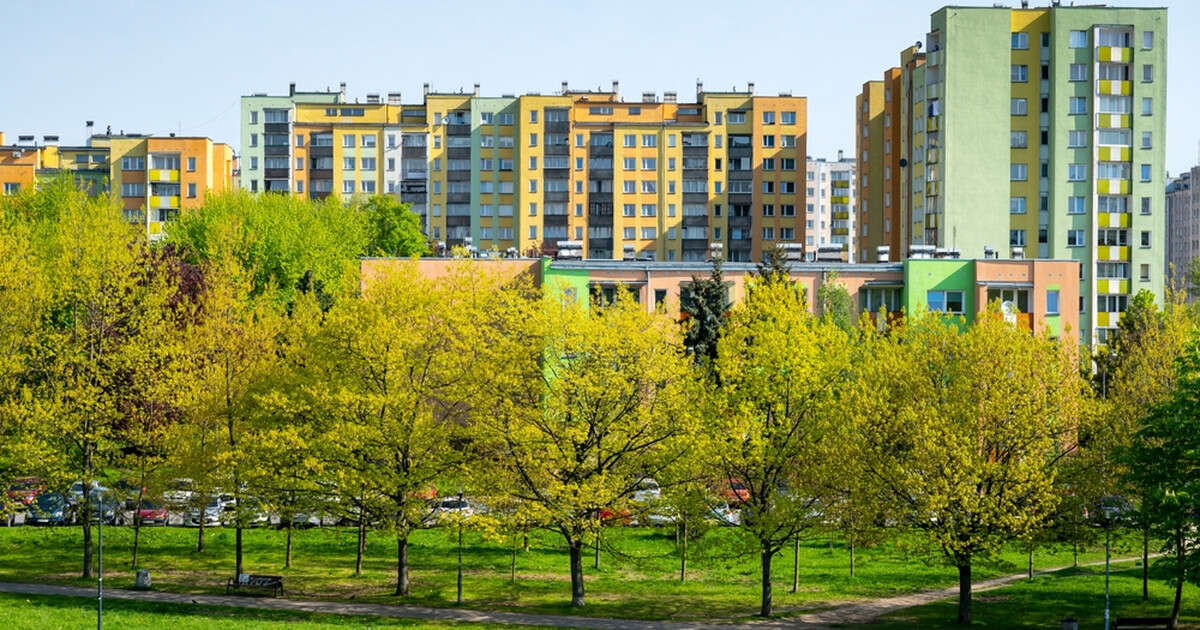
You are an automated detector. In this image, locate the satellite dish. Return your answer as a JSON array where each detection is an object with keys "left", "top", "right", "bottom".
[
  {"left": 1001, "top": 300, "right": 1017, "bottom": 324},
  {"left": 899, "top": 158, "right": 908, "bottom": 168}
]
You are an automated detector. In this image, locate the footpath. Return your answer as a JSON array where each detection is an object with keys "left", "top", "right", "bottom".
[{"left": 0, "top": 554, "right": 1152, "bottom": 629}]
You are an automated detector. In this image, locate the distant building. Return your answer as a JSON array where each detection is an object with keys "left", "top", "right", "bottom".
[
  {"left": 1166, "top": 167, "right": 1199, "bottom": 290},
  {"left": 805, "top": 153, "right": 856, "bottom": 257},
  {"left": 856, "top": 4, "right": 1168, "bottom": 345},
  {"left": 0, "top": 131, "right": 236, "bottom": 239}
]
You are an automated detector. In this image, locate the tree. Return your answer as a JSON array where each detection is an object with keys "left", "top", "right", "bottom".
[
  {"left": 754, "top": 243, "right": 792, "bottom": 285},
  {"left": 710, "top": 278, "right": 853, "bottom": 616},
  {"left": 681, "top": 257, "right": 729, "bottom": 368},
  {"left": 310, "top": 262, "right": 484, "bottom": 596},
  {"left": 816, "top": 271, "right": 854, "bottom": 333},
  {"left": 477, "top": 288, "right": 699, "bottom": 607},
  {"left": 363, "top": 195, "right": 429, "bottom": 257},
  {"left": 856, "top": 310, "right": 1087, "bottom": 624},
  {"left": 1122, "top": 339, "right": 1200, "bottom": 629}
]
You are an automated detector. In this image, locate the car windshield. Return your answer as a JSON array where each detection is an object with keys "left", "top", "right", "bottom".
[
  {"left": 441, "top": 499, "right": 468, "bottom": 509},
  {"left": 140, "top": 501, "right": 159, "bottom": 510},
  {"left": 37, "top": 493, "right": 63, "bottom": 509}
]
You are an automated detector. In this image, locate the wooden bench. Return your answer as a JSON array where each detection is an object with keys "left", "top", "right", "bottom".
[
  {"left": 225, "top": 574, "right": 283, "bottom": 597},
  {"left": 1114, "top": 618, "right": 1172, "bottom": 630}
]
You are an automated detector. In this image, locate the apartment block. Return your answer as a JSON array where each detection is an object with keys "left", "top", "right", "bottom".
[
  {"left": 0, "top": 131, "right": 236, "bottom": 239},
  {"left": 241, "top": 82, "right": 808, "bottom": 263},
  {"left": 1166, "top": 166, "right": 1199, "bottom": 289},
  {"left": 857, "top": 4, "right": 1167, "bottom": 345},
  {"left": 363, "top": 255, "right": 1079, "bottom": 338},
  {"left": 805, "top": 153, "right": 856, "bottom": 255}
]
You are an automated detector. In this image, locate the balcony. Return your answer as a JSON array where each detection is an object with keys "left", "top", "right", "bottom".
[
  {"left": 926, "top": 181, "right": 939, "bottom": 197},
  {"left": 153, "top": 195, "right": 180, "bottom": 208},
  {"left": 1096, "top": 311, "right": 1123, "bottom": 328},
  {"left": 1098, "top": 146, "right": 1131, "bottom": 162},
  {"left": 832, "top": 227, "right": 849, "bottom": 236},
  {"left": 1096, "top": 114, "right": 1131, "bottom": 129},
  {"left": 1096, "top": 245, "right": 1130, "bottom": 261},
  {"left": 1097, "top": 80, "right": 1131, "bottom": 96},
  {"left": 833, "top": 210, "right": 850, "bottom": 220},
  {"left": 1096, "top": 278, "right": 1130, "bottom": 295},
  {"left": 1097, "top": 212, "right": 1131, "bottom": 229},
  {"left": 832, "top": 179, "right": 850, "bottom": 188},
  {"left": 149, "top": 169, "right": 179, "bottom": 182},
  {"left": 927, "top": 116, "right": 939, "bottom": 131},
  {"left": 1097, "top": 179, "right": 1131, "bottom": 195},
  {"left": 831, "top": 195, "right": 850, "bottom": 205},
  {"left": 1097, "top": 46, "right": 1131, "bottom": 63},
  {"left": 927, "top": 148, "right": 939, "bottom": 163}
]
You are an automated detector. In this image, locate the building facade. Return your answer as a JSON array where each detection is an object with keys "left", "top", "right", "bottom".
[
  {"left": 1166, "top": 166, "right": 1199, "bottom": 290},
  {"left": 241, "top": 82, "right": 809, "bottom": 263},
  {"left": 805, "top": 153, "right": 856, "bottom": 254},
  {"left": 856, "top": 5, "right": 1167, "bottom": 345},
  {"left": 0, "top": 132, "right": 236, "bottom": 239},
  {"left": 363, "top": 255, "right": 1080, "bottom": 338}
]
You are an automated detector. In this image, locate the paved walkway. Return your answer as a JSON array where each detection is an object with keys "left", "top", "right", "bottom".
[{"left": 0, "top": 554, "right": 1154, "bottom": 629}]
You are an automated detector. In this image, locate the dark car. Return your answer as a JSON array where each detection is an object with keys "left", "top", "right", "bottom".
[{"left": 27, "top": 493, "right": 69, "bottom": 526}]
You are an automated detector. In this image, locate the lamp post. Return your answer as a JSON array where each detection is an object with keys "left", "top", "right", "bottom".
[
  {"left": 97, "top": 487, "right": 103, "bottom": 630},
  {"left": 456, "top": 490, "right": 464, "bottom": 605},
  {"left": 1101, "top": 496, "right": 1121, "bottom": 630}
]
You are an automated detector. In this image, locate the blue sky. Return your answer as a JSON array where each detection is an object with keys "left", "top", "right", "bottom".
[{"left": 4, "top": 0, "right": 1197, "bottom": 174}]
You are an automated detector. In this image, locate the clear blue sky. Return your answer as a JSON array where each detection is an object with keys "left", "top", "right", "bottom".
[{"left": 4, "top": 0, "right": 1197, "bottom": 174}]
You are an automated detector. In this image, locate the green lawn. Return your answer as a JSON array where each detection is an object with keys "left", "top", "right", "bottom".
[
  {"left": 0, "top": 592, "right": 543, "bottom": 629},
  {"left": 865, "top": 562, "right": 1200, "bottom": 629},
  {"left": 0, "top": 524, "right": 1137, "bottom": 621}
]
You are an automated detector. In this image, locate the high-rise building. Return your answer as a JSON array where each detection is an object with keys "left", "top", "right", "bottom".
[
  {"left": 0, "top": 131, "right": 236, "bottom": 239},
  {"left": 804, "top": 153, "right": 856, "bottom": 255},
  {"left": 857, "top": 5, "right": 1167, "bottom": 345},
  {"left": 1166, "top": 166, "right": 1199, "bottom": 290},
  {"left": 240, "top": 82, "right": 809, "bottom": 262}
]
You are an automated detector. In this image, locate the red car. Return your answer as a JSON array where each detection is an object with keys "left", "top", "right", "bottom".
[
  {"left": 137, "top": 500, "right": 169, "bottom": 526},
  {"left": 6, "top": 478, "right": 43, "bottom": 507},
  {"left": 720, "top": 480, "right": 750, "bottom": 505},
  {"left": 599, "top": 507, "right": 633, "bottom": 526}
]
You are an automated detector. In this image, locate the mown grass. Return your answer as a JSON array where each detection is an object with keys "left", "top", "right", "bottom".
[
  {"left": 0, "top": 591, "right": 545, "bottom": 629},
  {"left": 866, "top": 562, "right": 1200, "bottom": 629},
  {"left": 0, "top": 524, "right": 1136, "bottom": 621}
]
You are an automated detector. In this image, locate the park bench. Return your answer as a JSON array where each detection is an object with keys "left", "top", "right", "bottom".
[
  {"left": 1114, "top": 618, "right": 1172, "bottom": 630},
  {"left": 225, "top": 574, "right": 284, "bottom": 597}
]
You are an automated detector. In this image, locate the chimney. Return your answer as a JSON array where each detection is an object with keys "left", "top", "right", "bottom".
[
  {"left": 289, "top": 82, "right": 296, "bottom": 96},
  {"left": 473, "top": 83, "right": 480, "bottom": 97},
  {"left": 387, "top": 92, "right": 402, "bottom": 105},
  {"left": 17, "top": 135, "right": 34, "bottom": 146},
  {"left": 42, "top": 135, "right": 59, "bottom": 145},
  {"left": 696, "top": 78, "right": 703, "bottom": 98},
  {"left": 838, "top": 149, "right": 844, "bottom": 161},
  {"left": 747, "top": 81, "right": 755, "bottom": 94},
  {"left": 561, "top": 80, "right": 568, "bottom": 95},
  {"left": 423, "top": 82, "right": 430, "bottom": 96},
  {"left": 611, "top": 80, "right": 619, "bottom": 96}
]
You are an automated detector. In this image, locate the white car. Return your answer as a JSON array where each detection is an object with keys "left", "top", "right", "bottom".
[
  {"left": 432, "top": 497, "right": 475, "bottom": 523},
  {"left": 163, "top": 479, "right": 194, "bottom": 508},
  {"left": 632, "top": 478, "right": 661, "bottom": 504},
  {"left": 709, "top": 502, "right": 741, "bottom": 526}
]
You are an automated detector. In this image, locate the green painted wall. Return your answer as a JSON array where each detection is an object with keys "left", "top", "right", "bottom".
[
  {"left": 240, "top": 92, "right": 339, "bottom": 191},
  {"left": 903, "top": 259, "right": 976, "bottom": 324},
  {"left": 471, "top": 97, "right": 517, "bottom": 246},
  {"left": 934, "top": 7, "right": 1013, "bottom": 260},
  {"left": 540, "top": 259, "right": 590, "bottom": 309}
]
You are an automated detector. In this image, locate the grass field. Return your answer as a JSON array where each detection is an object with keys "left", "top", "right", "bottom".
[
  {"left": 0, "top": 592, "right": 542, "bottom": 630},
  {"left": 868, "top": 562, "right": 1199, "bottom": 629},
  {"left": 0, "top": 523, "right": 1138, "bottom": 622}
]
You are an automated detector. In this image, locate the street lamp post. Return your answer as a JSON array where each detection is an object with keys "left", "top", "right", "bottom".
[
  {"left": 456, "top": 491, "right": 464, "bottom": 605},
  {"left": 97, "top": 487, "right": 103, "bottom": 630},
  {"left": 1101, "top": 497, "right": 1121, "bottom": 630}
]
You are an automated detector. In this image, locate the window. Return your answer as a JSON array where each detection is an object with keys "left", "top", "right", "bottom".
[
  {"left": 529, "top": 226, "right": 538, "bottom": 239},
  {"left": 1067, "top": 130, "right": 1088, "bottom": 148},
  {"left": 1068, "top": 196, "right": 1086, "bottom": 214},
  {"left": 1010, "top": 229, "right": 1026, "bottom": 247},
  {"left": 781, "top": 135, "right": 796, "bottom": 147},
  {"left": 496, "top": 113, "right": 514, "bottom": 126},
  {"left": 1139, "top": 131, "right": 1153, "bottom": 149},
  {"left": 588, "top": 106, "right": 612, "bottom": 115},
  {"left": 1069, "top": 63, "right": 1088, "bottom": 82},
  {"left": 1098, "top": 295, "right": 1129, "bottom": 313},
  {"left": 1068, "top": 30, "right": 1087, "bottom": 48},
  {"left": 528, "top": 202, "right": 537, "bottom": 216},
  {"left": 1140, "top": 164, "right": 1152, "bottom": 182},
  {"left": 296, "top": 181, "right": 304, "bottom": 194},
  {"left": 343, "top": 180, "right": 355, "bottom": 194},
  {"left": 623, "top": 134, "right": 636, "bottom": 147},
  {"left": 1098, "top": 229, "right": 1128, "bottom": 246},
  {"left": 528, "top": 133, "right": 537, "bottom": 147},
  {"left": 1141, "top": 64, "right": 1154, "bottom": 83},
  {"left": 1140, "top": 264, "right": 1151, "bottom": 282},
  {"left": 781, "top": 111, "right": 796, "bottom": 125},
  {"left": 1011, "top": 98, "right": 1028, "bottom": 116},
  {"left": 727, "top": 111, "right": 745, "bottom": 124},
  {"left": 120, "top": 183, "right": 144, "bottom": 197},
  {"left": 361, "top": 157, "right": 376, "bottom": 171},
  {"left": 1098, "top": 262, "right": 1130, "bottom": 279},
  {"left": 642, "top": 157, "right": 656, "bottom": 170},
  {"left": 1140, "top": 231, "right": 1151, "bottom": 248},
  {"left": 622, "top": 157, "right": 636, "bottom": 171},
  {"left": 528, "top": 156, "right": 538, "bottom": 171},
  {"left": 1046, "top": 290, "right": 1060, "bottom": 315},
  {"left": 1010, "top": 197, "right": 1027, "bottom": 214},
  {"left": 1067, "top": 229, "right": 1085, "bottom": 247},
  {"left": 762, "top": 227, "right": 774, "bottom": 240},
  {"left": 1010, "top": 163, "right": 1028, "bottom": 181},
  {"left": 249, "top": 111, "right": 258, "bottom": 124},
  {"left": 762, "top": 204, "right": 775, "bottom": 217},
  {"left": 528, "top": 110, "right": 538, "bottom": 124},
  {"left": 187, "top": 183, "right": 197, "bottom": 198},
  {"left": 1068, "top": 97, "right": 1087, "bottom": 115},
  {"left": 1098, "top": 95, "right": 1131, "bottom": 114},
  {"left": 1141, "top": 197, "right": 1151, "bottom": 215},
  {"left": 761, "top": 111, "right": 776, "bottom": 125},
  {"left": 1011, "top": 65, "right": 1028, "bottom": 82},
  {"left": 763, "top": 181, "right": 775, "bottom": 194},
  {"left": 1011, "top": 131, "right": 1028, "bottom": 148},
  {"left": 641, "top": 204, "right": 656, "bottom": 217},
  {"left": 1068, "top": 164, "right": 1087, "bottom": 181},
  {"left": 121, "top": 156, "right": 145, "bottom": 170},
  {"left": 1142, "top": 31, "right": 1154, "bottom": 50},
  {"left": 249, "top": 134, "right": 258, "bottom": 147},
  {"left": 528, "top": 179, "right": 537, "bottom": 193},
  {"left": 927, "top": 290, "right": 964, "bottom": 314},
  {"left": 622, "top": 227, "right": 635, "bottom": 240},
  {"left": 1142, "top": 97, "right": 1153, "bottom": 116},
  {"left": 782, "top": 158, "right": 795, "bottom": 170},
  {"left": 641, "top": 181, "right": 656, "bottom": 193},
  {"left": 623, "top": 180, "right": 635, "bottom": 194},
  {"left": 249, "top": 157, "right": 258, "bottom": 170},
  {"left": 714, "top": 135, "right": 722, "bottom": 148},
  {"left": 361, "top": 135, "right": 376, "bottom": 148},
  {"left": 185, "top": 157, "right": 196, "bottom": 172},
  {"left": 1012, "top": 32, "right": 1028, "bottom": 49},
  {"left": 296, "top": 157, "right": 305, "bottom": 171},
  {"left": 762, "top": 135, "right": 775, "bottom": 148},
  {"left": 641, "top": 227, "right": 656, "bottom": 240},
  {"left": 343, "top": 157, "right": 356, "bottom": 170},
  {"left": 642, "top": 134, "right": 657, "bottom": 147},
  {"left": 342, "top": 135, "right": 355, "bottom": 148}
]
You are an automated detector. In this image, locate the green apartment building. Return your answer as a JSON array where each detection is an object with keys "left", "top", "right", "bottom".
[{"left": 858, "top": 4, "right": 1167, "bottom": 346}]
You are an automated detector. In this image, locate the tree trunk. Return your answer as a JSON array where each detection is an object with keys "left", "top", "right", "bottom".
[
  {"left": 132, "top": 469, "right": 146, "bottom": 569},
  {"left": 235, "top": 525, "right": 244, "bottom": 577},
  {"left": 355, "top": 513, "right": 366, "bottom": 576},
  {"left": 1073, "top": 538, "right": 1078, "bottom": 568},
  {"left": 1027, "top": 546, "right": 1033, "bottom": 579},
  {"left": 1169, "top": 534, "right": 1183, "bottom": 629},
  {"left": 285, "top": 521, "right": 293, "bottom": 569},
  {"left": 1142, "top": 526, "right": 1149, "bottom": 602},
  {"left": 956, "top": 558, "right": 972, "bottom": 624},
  {"left": 81, "top": 511, "right": 93, "bottom": 579},
  {"left": 849, "top": 535, "right": 856, "bottom": 578},
  {"left": 760, "top": 547, "right": 774, "bottom": 617},
  {"left": 679, "top": 521, "right": 687, "bottom": 583},
  {"left": 568, "top": 536, "right": 586, "bottom": 607},
  {"left": 522, "top": 531, "right": 529, "bottom": 552},
  {"left": 791, "top": 537, "right": 799, "bottom": 593},
  {"left": 593, "top": 528, "right": 600, "bottom": 570},
  {"left": 510, "top": 536, "right": 517, "bottom": 583},
  {"left": 197, "top": 498, "right": 205, "bottom": 553},
  {"left": 395, "top": 533, "right": 410, "bottom": 596}
]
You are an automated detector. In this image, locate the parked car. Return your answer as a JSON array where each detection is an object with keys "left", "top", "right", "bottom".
[
  {"left": 185, "top": 495, "right": 226, "bottom": 528},
  {"left": 163, "top": 478, "right": 194, "bottom": 508},
  {"left": 27, "top": 493, "right": 69, "bottom": 526},
  {"left": 432, "top": 497, "right": 475, "bottom": 523},
  {"left": 632, "top": 478, "right": 661, "bottom": 504},
  {"left": 137, "top": 500, "right": 168, "bottom": 526},
  {"left": 67, "top": 481, "right": 108, "bottom": 507},
  {"left": 720, "top": 480, "right": 750, "bottom": 505},
  {"left": 708, "top": 502, "right": 741, "bottom": 526},
  {"left": 7, "top": 478, "right": 43, "bottom": 508},
  {"left": 599, "top": 506, "right": 633, "bottom": 526}
]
